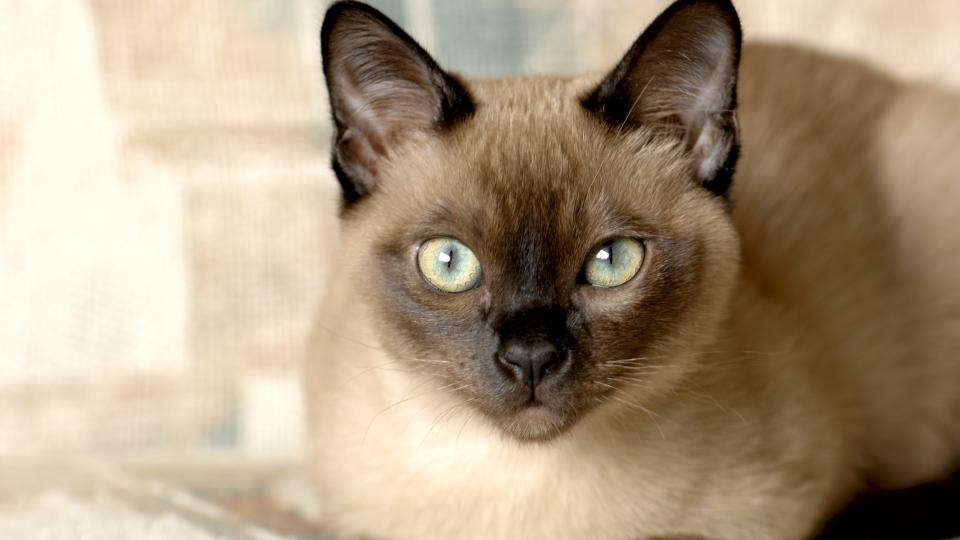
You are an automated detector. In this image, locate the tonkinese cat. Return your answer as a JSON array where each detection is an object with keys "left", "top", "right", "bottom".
[{"left": 306, "top": 1, "right": 960, "bottom": 538}]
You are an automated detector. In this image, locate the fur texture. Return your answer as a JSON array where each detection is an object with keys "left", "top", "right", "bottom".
[{"left": 307, "top": 1, "right": 960, "bottom": 539}]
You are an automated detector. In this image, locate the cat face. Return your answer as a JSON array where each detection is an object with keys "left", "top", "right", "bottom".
[{"left": 321, "top": 0, "right": 742, "bottom": 441}]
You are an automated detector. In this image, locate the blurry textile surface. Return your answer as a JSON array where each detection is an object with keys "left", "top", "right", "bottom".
[{"left": 2, "top": 0, "right": 959, "bottom": 460}]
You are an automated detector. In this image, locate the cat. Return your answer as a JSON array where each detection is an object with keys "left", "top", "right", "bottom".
[{"left": 306, "top": 0, "right": 960, "bottom": 538}]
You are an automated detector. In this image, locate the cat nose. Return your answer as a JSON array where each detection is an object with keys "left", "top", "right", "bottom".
[{"left": 497, "top": 341, "right": 563, "bottom": 391}]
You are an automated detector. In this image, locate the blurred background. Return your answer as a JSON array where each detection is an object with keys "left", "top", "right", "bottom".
[{"left": 2, "top": 0, "right": 960, "bottom": 481}]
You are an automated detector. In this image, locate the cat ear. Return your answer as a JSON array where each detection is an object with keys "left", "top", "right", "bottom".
[
  {"left": 582, "top": 0, "right": 742, "bottom": 197},
  {"left": 321, "top": 1, "right": 475, "bottom": 204}
]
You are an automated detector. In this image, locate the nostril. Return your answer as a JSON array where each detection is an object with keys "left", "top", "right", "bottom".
[
  {"left": 530, "top": 352, "right": 557, "bottom": 387},
  {"left": 498, "top": 355, "right": 526, "bottom": 383},
  {"left": 497, "top": 342, "right": 563, "bottom": 390}
]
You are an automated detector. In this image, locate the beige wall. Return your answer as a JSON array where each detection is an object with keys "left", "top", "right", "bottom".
[
  {"left": 572, "top": 1, "right": 960, "bottom": 88},
  {"left": 1, "top": 0, "right": 958, "bottom": 458}
]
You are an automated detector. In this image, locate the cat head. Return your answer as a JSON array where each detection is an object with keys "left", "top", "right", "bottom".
[{"left": 321, "top": 0, "right": 742, "bottom": 442}]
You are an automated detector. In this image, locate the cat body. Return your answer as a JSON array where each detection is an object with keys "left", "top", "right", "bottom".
[{"left": 307, "top": 2, "right": 960, "bottom": 539}]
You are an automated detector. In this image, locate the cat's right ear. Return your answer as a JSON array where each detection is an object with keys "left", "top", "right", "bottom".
[
  {"left": 582, "top": 0, "right": 742, "bottom": 197},
  {"left": 321, "top": 1, "right": 475, "bottom": 206}
]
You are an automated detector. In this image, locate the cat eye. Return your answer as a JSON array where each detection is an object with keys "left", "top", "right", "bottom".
[
  {"left": 584, "top": 238, "right": 645, "bottom": 288},
  {"left": 417, "top": 237, "right": 482, "bottom": 293}
]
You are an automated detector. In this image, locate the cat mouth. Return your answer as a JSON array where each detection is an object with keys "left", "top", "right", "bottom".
[{"left": 498, "top": 401, "right": 578, "bottom": 442}]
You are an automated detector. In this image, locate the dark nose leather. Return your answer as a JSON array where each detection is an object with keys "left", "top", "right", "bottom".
[{"left": 498, "top": 340, "right": 562, "bottom": 391}]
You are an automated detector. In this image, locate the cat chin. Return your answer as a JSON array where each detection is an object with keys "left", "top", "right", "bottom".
[{"left": 496, "top": 403, "right": 578, "bottom": 443}]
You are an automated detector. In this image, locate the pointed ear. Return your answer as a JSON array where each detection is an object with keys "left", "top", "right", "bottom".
[
  {"left": 582, "top": 0, "right": 742, "bottom": 197},
  {"left": 321, "top": 1, "right": 475, "bottom": 205}
]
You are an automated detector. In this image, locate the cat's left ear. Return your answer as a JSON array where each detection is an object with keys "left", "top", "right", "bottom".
[
  {"left": 582, "top": 0, "right": 742, "bottom": 197},
  {"left": 321, "top": 1, "right": 475, "bottom": 206}
]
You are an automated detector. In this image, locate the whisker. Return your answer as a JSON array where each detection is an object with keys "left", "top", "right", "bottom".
[
  {"left": 312, "top": 322, "right": 386, "bottom": 352},
  {"left": 421, "top": 399, "right": 474, "bottom": 446},
  {"left": 601, "top": 389, "right": 667, "bottom": 440},
  {"left": 455, "top": 402, "right": 481, "bottom": 443},
  {"left": 362, "top": 377, "right": 457, "bottom": 443}
]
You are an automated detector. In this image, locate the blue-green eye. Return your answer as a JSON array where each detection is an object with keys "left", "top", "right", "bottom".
[
  {"left": 584, "top": 238, "right": 644, "bottom": 288},
  {"left": 417, "top": 237, "right": 482, "bottom": 293}
]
